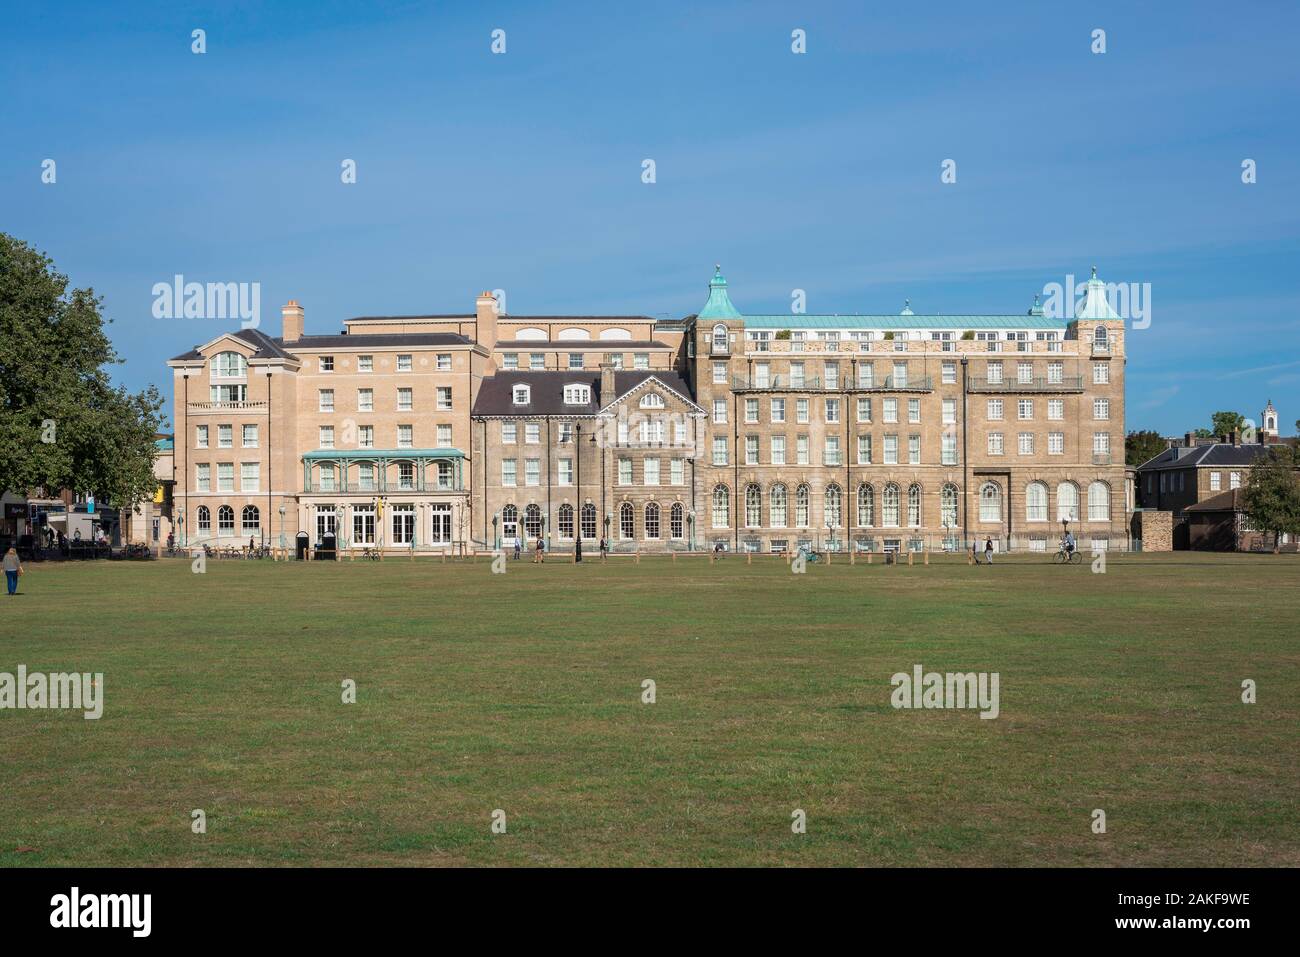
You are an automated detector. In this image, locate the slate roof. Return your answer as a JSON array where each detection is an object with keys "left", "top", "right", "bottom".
[
  {"left": 1136, "top": 443, "right": 1274, "bottom": 472},
  {"left": 1184, "top": 489, "right": 1247, "bottom": 513},
  {"left": 170, "top": 328, "right": 297, "bottom": 362},
  {"left": 170, "top": 328, "right": 471, "bottom": 360},
  {"left": 471, "top": 370, "right": 698, "bottom": 417}
]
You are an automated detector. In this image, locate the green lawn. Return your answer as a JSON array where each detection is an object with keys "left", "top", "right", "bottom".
[{"left": 1, "top": 552, "right": 1296, "bottom": 867}]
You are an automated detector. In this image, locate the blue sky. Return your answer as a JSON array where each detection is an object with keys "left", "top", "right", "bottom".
[{"left": 3, "top": 0, "right": 1297, "bottom": 435}]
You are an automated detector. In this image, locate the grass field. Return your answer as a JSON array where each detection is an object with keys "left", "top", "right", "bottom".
[{"left": 1, "top": 552, "right": 1296, "bottom": 867}]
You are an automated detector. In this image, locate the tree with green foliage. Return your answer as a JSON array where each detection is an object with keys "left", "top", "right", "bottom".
[
  {"left": 1210, "top": 410, "right": 1246, "bottom": 439},
  {"left": 1125, "top": 430, "right": 1167, "bottom": 467},
  {"left": 0, "top": 233, "right": 164, "bottom": 511},
  {"left": 1242, "top": 445, "right": 1300, "bottom": 553}
]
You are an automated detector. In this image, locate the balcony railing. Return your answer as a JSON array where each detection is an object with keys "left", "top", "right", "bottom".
[
  {"left": 187, "top": 400, "right": 268, "bottom": 412},
  {"left": 709, "top": 340, "right": 731, "bottom": 356},
  {"left": 1091, "top": 342, "right": 1112, "bottom": 356},
  {"left": 967, "top": 376, "right": 1084, "bottom": 393},
  {"left": 730, "top": 374, "right": 933, "bottom": 392}
]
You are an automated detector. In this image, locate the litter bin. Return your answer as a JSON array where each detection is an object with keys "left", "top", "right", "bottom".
[
  {"left": 316, "top": 533, "right": 337, "bottom": 561},
  {"left": 295, "top": 531, "right": 309, "bottom": 561}
]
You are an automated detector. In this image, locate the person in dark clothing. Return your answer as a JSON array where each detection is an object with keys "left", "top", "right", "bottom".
[{"left": 984, "top": 538, "right": 994, "bottom": 565}]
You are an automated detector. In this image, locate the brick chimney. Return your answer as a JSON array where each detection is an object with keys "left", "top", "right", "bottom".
[
  {"left": 599, "top": 363, "right": 617, "bottom": 407},
  {"left": 1184, "top": 431, "right": 1195, "bottom": 448},
  {"left": 475, "top": 291, "right": 499, "bottom": 349},
  {"left": 282, "top": 300, "right": 304, "bottom": 343}
]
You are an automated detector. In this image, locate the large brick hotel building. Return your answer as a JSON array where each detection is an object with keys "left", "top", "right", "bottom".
[{"left": 167, "top": 267, "right": 1128, "bottom": 554}]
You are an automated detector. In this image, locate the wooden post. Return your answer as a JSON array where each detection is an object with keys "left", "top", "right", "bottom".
[
  {"left": 967, "top": 551, "right": 974, "bottom": 565},
  {"left": 747, "top": 551, "right": 752, "bottom": 565},
  {"left": 867, "top": 552, "right": 873, "bottom": 564},
  {"left": 924, "top": 550, "right": 929, "bottom": 566},
  {"left": 672, "top": 551, "right": 677, "bottom": 563},
  {"left": 635, "top": 548, "right": 641, "bottom": 565},
  {"left": 907, "top": 551, "right": 914, "bottom": 566},
  {"left": 826, "top": 550, "right": 832, "bottom": 565},
  {"left": 850, "top": 549, "right": 855, "bottom": 566}
]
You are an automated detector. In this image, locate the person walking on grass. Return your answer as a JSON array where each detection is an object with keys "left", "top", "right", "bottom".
[
  {"left": 984, "top": 537, "right": 994, "bottom": 565},
  {"left": 534, "top": 537, "right": 545, "bottom": 564},
  {"left": 3, "top": 546, "right": 22, "bottom": 596},
  {"left": 513, "top": 535, "right": 521, "bottom": 561}
]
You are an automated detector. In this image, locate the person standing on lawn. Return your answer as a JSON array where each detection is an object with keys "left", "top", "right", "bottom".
[
  {"left": 984, "top": 537, "right": 994, "bottom": 565},
  {"left": 3, "top": 547, "right": 22, "bottom": 596}
]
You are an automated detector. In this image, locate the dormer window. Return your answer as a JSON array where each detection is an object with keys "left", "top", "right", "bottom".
[
  {"left": 513, "top": 385, "right": 531, "bottom": 405},
  {"left": 640, "top": 392, "right": 665, "bottom": 409},
  {"left": 563, "top": 384, "right": 590, "bottom": 405}
]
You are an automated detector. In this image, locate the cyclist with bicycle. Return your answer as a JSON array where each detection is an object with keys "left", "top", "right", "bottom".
[{"left": 1063, "top": 529, "right": 1076, "bottom": 557}]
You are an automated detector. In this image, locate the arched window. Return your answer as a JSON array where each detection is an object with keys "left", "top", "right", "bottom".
[
  {"left": 241, "top": 505, "right": 260, "bottom": 534},
  {"left": 197, "top": 505, "right": 211, "bottom": 532},
  {"left": 796, "top": 484, "right": 810, "bottom": 527},
  {"left": 502, "top": 504, "right": 518, "bottom": 540},
  {"left": 580, "top": 503, "right": 597, "bottom": 539},
  {"left": 940, "top": 484, "right": 959, "bottom": 528},
  {"left": 745, "top": 484, "right": 762, "bottom": 527},
  {"left": 670, "top": 503, "right": 684, "bottom": 539},
  {"left": 619, "top": 501, "right": 635, "bottom": 539},
  {"left": 524, "top": 504, "right": 543, "bottom": 539},
  {"left": 712, "top": 485, "right": 730, "bottom": 528},
  {"left": 1088, "top": 481, "right": 1110, "bottom": 521},
  {"left": 883, "top": 483, "right": 900, "bottom": 527},
  {"left": 712, "top": 324, "right": 729, "bottom": 351},
  {"left": 907, "top": 484, "right": 921, "bottom": 527},
  {"left": 217, "top": 505, "right": 235, "bottom": 534},
  {"left": 770, "top": 484, "right": 788, "bottom": 528},
  {"left": 979, "top": 483, "right": 1002, "bottom": 523},
  {"left": 645, "top": 502, "right": 661, "bottom": 539},
  {"left": 211, "top": 351, "right": 247, "bottom": 378},
  {"left": 1094, "top": 325, "right": 1109, "bottom": 346},
  {"left": 857, "top": 484, "right": 874, "bottom": 527},
  {"left": 825, "top": 484, "right": 842, "bottom": 528},
  {"left": 512, "top": 384, "right": 531, "bottom": 405},
  {"left": 640, "top": 393, "right": 665, "bottom": 409},
  {"left": 558, "top": 503, "right": 574, "bottom": 539},
  {"left": 1057, "top": 482, "right": 1079, "bottom": 522},
  {"left": 1026, "top": 481, "right": 1048, "bottom": 522}
]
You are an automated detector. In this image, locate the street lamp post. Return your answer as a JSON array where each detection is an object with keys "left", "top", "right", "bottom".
[{"left": 278, "top": 503, "right": 286, "bottom": 556}]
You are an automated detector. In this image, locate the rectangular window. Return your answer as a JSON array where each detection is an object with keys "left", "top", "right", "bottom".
[
  {"left": 712, "top": 437, "right": 728, "bottom": 466},
  {"left": 857, "top": 397, "right": 872, "bottom": 423},
  {"left": 942, "top": 361, "right": 956, "bottom": 385},
  {"left": 1210, "top": 471, "right": 1222, "bottom": 491},
  {"left": 501, "top": 459, "right": 517, "bottom": 486},
  {"left": 525, "top": 423, "right": 540, "bottom": 444},
  {"left": 397, "top": 388, "right": 413, "bottom": 412},
  {"left": 908, "top": 398, "right": 920, "bottom": 423},
  {"left": 1048, "top": 431, "right": 1064, "bottom": 455},
  {"left": 1048, "top": 361, "right": 1063, "bottom": 384},
  {"left": 619, "top": 457, "right": 633, "bottom": 484},
  {"left": 745, "top": 398, "right": 759, "bottom": 423},
  {"left": 825, "top": 398, "right": 840, "bottom": 423},
  {"left": 218, "top": 424, "right": 233, "bottom": 448},
  {"left": 941, "top": 432, "right": 957, "bottom": 465},
  {"left": 436, "top": 387, "right": 452, "bottom": 411},
  {"left": 358, "top": 388, "right": 373, "bottom": 412},
  {"left": 857, "top": 434, "right": 872, "bottom": 464},
  {"left": 1230, "top": 471, "right": 1241, "bottom": 489},
  {"left": 824, "top": 363, "right": 839, "bottom": 389},
  {"left": 358, "top": 355, "right": 373, "bottom": 373},
  {"left": 358, "top": 425, "right": 374, "bottom": 449},
  {"left": 1018, "top": 432, "right": 1034, "bottom": 455},
  {"left": 644, "top": 458, "right": 660, "bottom": 485},
  {"left": 796, "top": 435, "right": 809, "bottom": 465},
  {"left": 884, "top": 434, "right": 898, "bottom": 464},
  {"left": 568, "top": 353, "right": 583, "bottom": 370},
  {"left": 670, "top": 459, "right": 684, "bottom": 485},
  {"left": 1018, "top": 399, "right": 1034, "bottom": 420},
  {"left": 318, "top": 389, "right": 334, "bottom": 412},
  {"left": 634, "top": 353, "right": 649, "bottom": 370},
  {"left": 713, "top": 399, "right": 727, "bottom": 424},
  {"left": 908, "top": 434, "right": 920, "bottom": 465},
  {"left": 1093, "top": 362, "right": 1109, "bottom": 384},
  {"left": 556, "top": 457, "right": 573, "bottom": 486},
  {"left": 218, "top": 462, "right": 234, "bottom": 492},
  {"left": 883, "top": 398, "right": 898, "bottom": 423},
  {"left": 318, "top": 466, "right": 335, "bottom": 492},
  {"left": 238, "top": 462, "right": 258, "bottom": 493},
  {"left": 745, "top": 435, "right": 759, "bottom": 465},
  {"left": 796, "top": 399, "right": 809, "bottom": 424},
  {"left": 398, "top": 425, "right": 413, "bottom": 449},
  {"left": 771, "top": 398, "right": 786, "bottom": 423},
  {"left": 825, "top": 435, "right": 841, "bottom": 466},
  {"left": 789, "top": 362, "right": 805, "bottom": 387},
  {"left": 858, "top": 362, "right": 875, "bottom": 387},
  {"left": 610, "top": 354, "right": 623, "bottom": 370},
  {"left": 771, "top": 435, "right": 786, "bottom": 465},
  {"left": 319, "top": 426, "right": 334, "bottom": 449},
  {"left": 754, "top": 362, "right": 770, "bottom": 388},
  {"left": 320, "top": 356, "right": 334, "bottom": 373},
  {"left": 438, "top": 424, "right": 452, "bottom": 446},
  {"left": 1093, "top": 432, "right": 1110, "bottom": 454},
  {"left": 437, "top": 353, "right": 452, "bottom": 371},
  {"left": 502, "top": 423, "right": 517, "bottom": 444},
  {"left": 196, "top": 425, "right": 209, "bottom": 448},
  {"left": 358, "top": 464, "right": 375, "bottom": 491},
  {"left": 525, "top": 458, "right": 540, "bottom": 486},
  {"left": 196, "top": 463, "right": 210, "bottom": 491},
  {"left": 1094, "top": 398, "right": 1110, "bottom": 420},
  {"left": 1018, "top": 362, "right": 1033, "bottom": 384},
  {"left": 942, "top": 398, "right": 956, "bottom": 424},
  {"left": 988, "top": 432, "right": 1004, "bottom": 455},
  {"left": 987, "top": 399, "right": 1003, "bottom": 420},
  {"left": 713, "top": 362, "right": 727, "bottom": 384},
  {"left": 892, "top": 361, "right": 908, "bottom": 387},
  {"left": 503, "top": 353, "right": 518, "bottom": 370},
  {"left": 1048, "top": 398, "right": 1064, "bottom": 421},
  {"left": 987, "top": 361, "right": 1003, "bottom": 384},
  {"left": 397, "top": 354, "right": 412, "bottom": 372}
]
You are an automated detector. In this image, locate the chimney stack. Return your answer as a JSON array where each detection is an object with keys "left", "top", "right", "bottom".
[
  {"left": 1184, "top": 431, "right": 1195, "bottom": 448},
  {"left": 1229, "top": 429, "right": 1240, "bottom": 446},
  {"left": 599, "top": 363, "right": 617, "bottom": 407},
  {"left": 475, "top": 291, "right": 499, "bottom": 349},
  {"left": 282, "top": 300, "right": 304, "bottom": 343}
]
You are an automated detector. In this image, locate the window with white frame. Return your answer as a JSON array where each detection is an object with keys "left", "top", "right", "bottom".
[
  {"left": 1210, "top": 470, "right": 1221, "bottom": 491},
  {"left": 825, "top": 399, "right": 840, "bottom": 424},
  {"left": 634, "top": 353, "right": 649, "bottom": 370},
  {"left": 218, "top": 462, "right": 234, "bottom": 492},
  {"left": 825, "top": 436, "right": 841, "bottom": 466},
  {"left": 358, "top": 425, "right": 374, "bottom": 449},
  {"left": 1230, "top": 471, "right": 1241, "bottom": 489},
  {"left": 1093, "top": 398, "right": 1110, "bottom": 420},
  {"left": 942, "top": 361, "right": 956, "bottom": 385},
  {"left": 619, "top": 457, "right": 633, "bottom": 484},
  {"left": 857, "top": 397, "right": 871, "bottom": 423},
  {"left": 713, "top": 362, "right": 727, "bottom": 384},
  {"left": 358, "top": 388, "right": 373, "bottom": 412},
  {"left": 525, "top": 423, "right": 540, "bottom": 444},
  {"left": 501, "top": 458, "right": 517, "bottom": 486},
  {"left": 670, "top": 458, "right": 684, "bottom": 485},
  {"left": 857, "top": 434, "right": 872, "bottom": 464},
  {"left": 941, "top": 432, "right": 957, "bottom": 465},
  {"left": 884, "top": 434, "right": 898, "bottom": 464},
  {"left": 988, "top": 432, "right": 1004, "bottom": 455},
  {"left": 942, "top": 398, "right": 956, "bottom": 424},
  {"left": 1048, "top": 398, "right": 1064, "bottom": 420},
  {"left": 436, "top": 387, "right": 452, "bottom": 410},
  {"left": 396, "top": 354, "right": 412, "bottom": 372},
  {"left": 1018, "top": 362, "right": 1033, "bottom": 384},
  {"left": 196, "top": 424, "right": 209, "bottom": 448},
  {"left": 319, "top": 356, "right": 334, "bottom": 373},
  {"left": 987, "top": 361, "right": 1003, "bottom": 384},
  {"left": 437, "top": 424, "right": 452, "bottom": 446},
  {"left": 358, "top": 355, "right": 373, "bottom": 373},
  {"left": 908, "top": 398, "right": 920, "bottom": 423},
  {"left": 1018, "top": 399, "right": 1034, "bottom": 420},
  {"left": 1048, "top": 361, "right": 1063, "bottom": 384},
  {"left": 437, "top": 353, "right": 451, "bottom": 371},
  {"left": 530, "top": 353, "right": 544, "bottom": 370},
  {"left": 398, "top": 424, "right": 413, "bottom": 449},
  {"left": 712, "top": 398, "right": 726, "bottom": 423},
  {"left": 513, "top": 385, "right": 531, "bottom": 405},
  {"left": 712, "top": 436, "right": 728, "bottom": 466},
  {"left": 644, "top": 457, "right": 660, "bottom": 485},
  {"left": 908, "top": 434, "right": 920, "bottom": 464},
  {"left": 1048, "top": 431, "right": 1064, "bottom": 455},
  {"left": 746, "top": 435, "right": 759, "bottom": 465},
  {"left": 398, "top": 388, "right": 413, "bottom": 411},
  {"left": 884, "top": 398, "right": 898, "bottom": 423},
  {"left": 502, "top": 423, "right": 517, "bottom": 444},
  {"left": 796, "top": 399, "right": 809, "bottom": 423},
  {"left": 771, "top": 398, "right": 785, "bottom": 422},
  {"left": 1093, "top": 362, "right": 1109, "bottom": 384},
  {"left": 503, "top": 353, "right": 518, "bottom": 370},
  {"left": 796, "top": 435, "right": 809, "bottom": 465},
  {"left": 196, "top": 463, "right": 210, "bottom": 491},
  {"left": 319, "top": 426, "right": 334, "bottom": 449},
  {"left": 987, "top": 399, "right": 1003, "bottom": 420},
  {"left": 745, "top": 398, "right": 759, "bottom": 423},
  {"left": 772, "top": 435, "right": 786, "bottom": 465},
  {"left": 218, "top": 424, "right": 233, "bottom": 448},
  {"left": 524, "top": 458, "right": 540, "bottom": 486},
  {"left": 565, "top": 384, "right": 591, "bottom": 405},
  {"left": 1018, "top": 432, "right": 1034, "bottom": 455}
]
